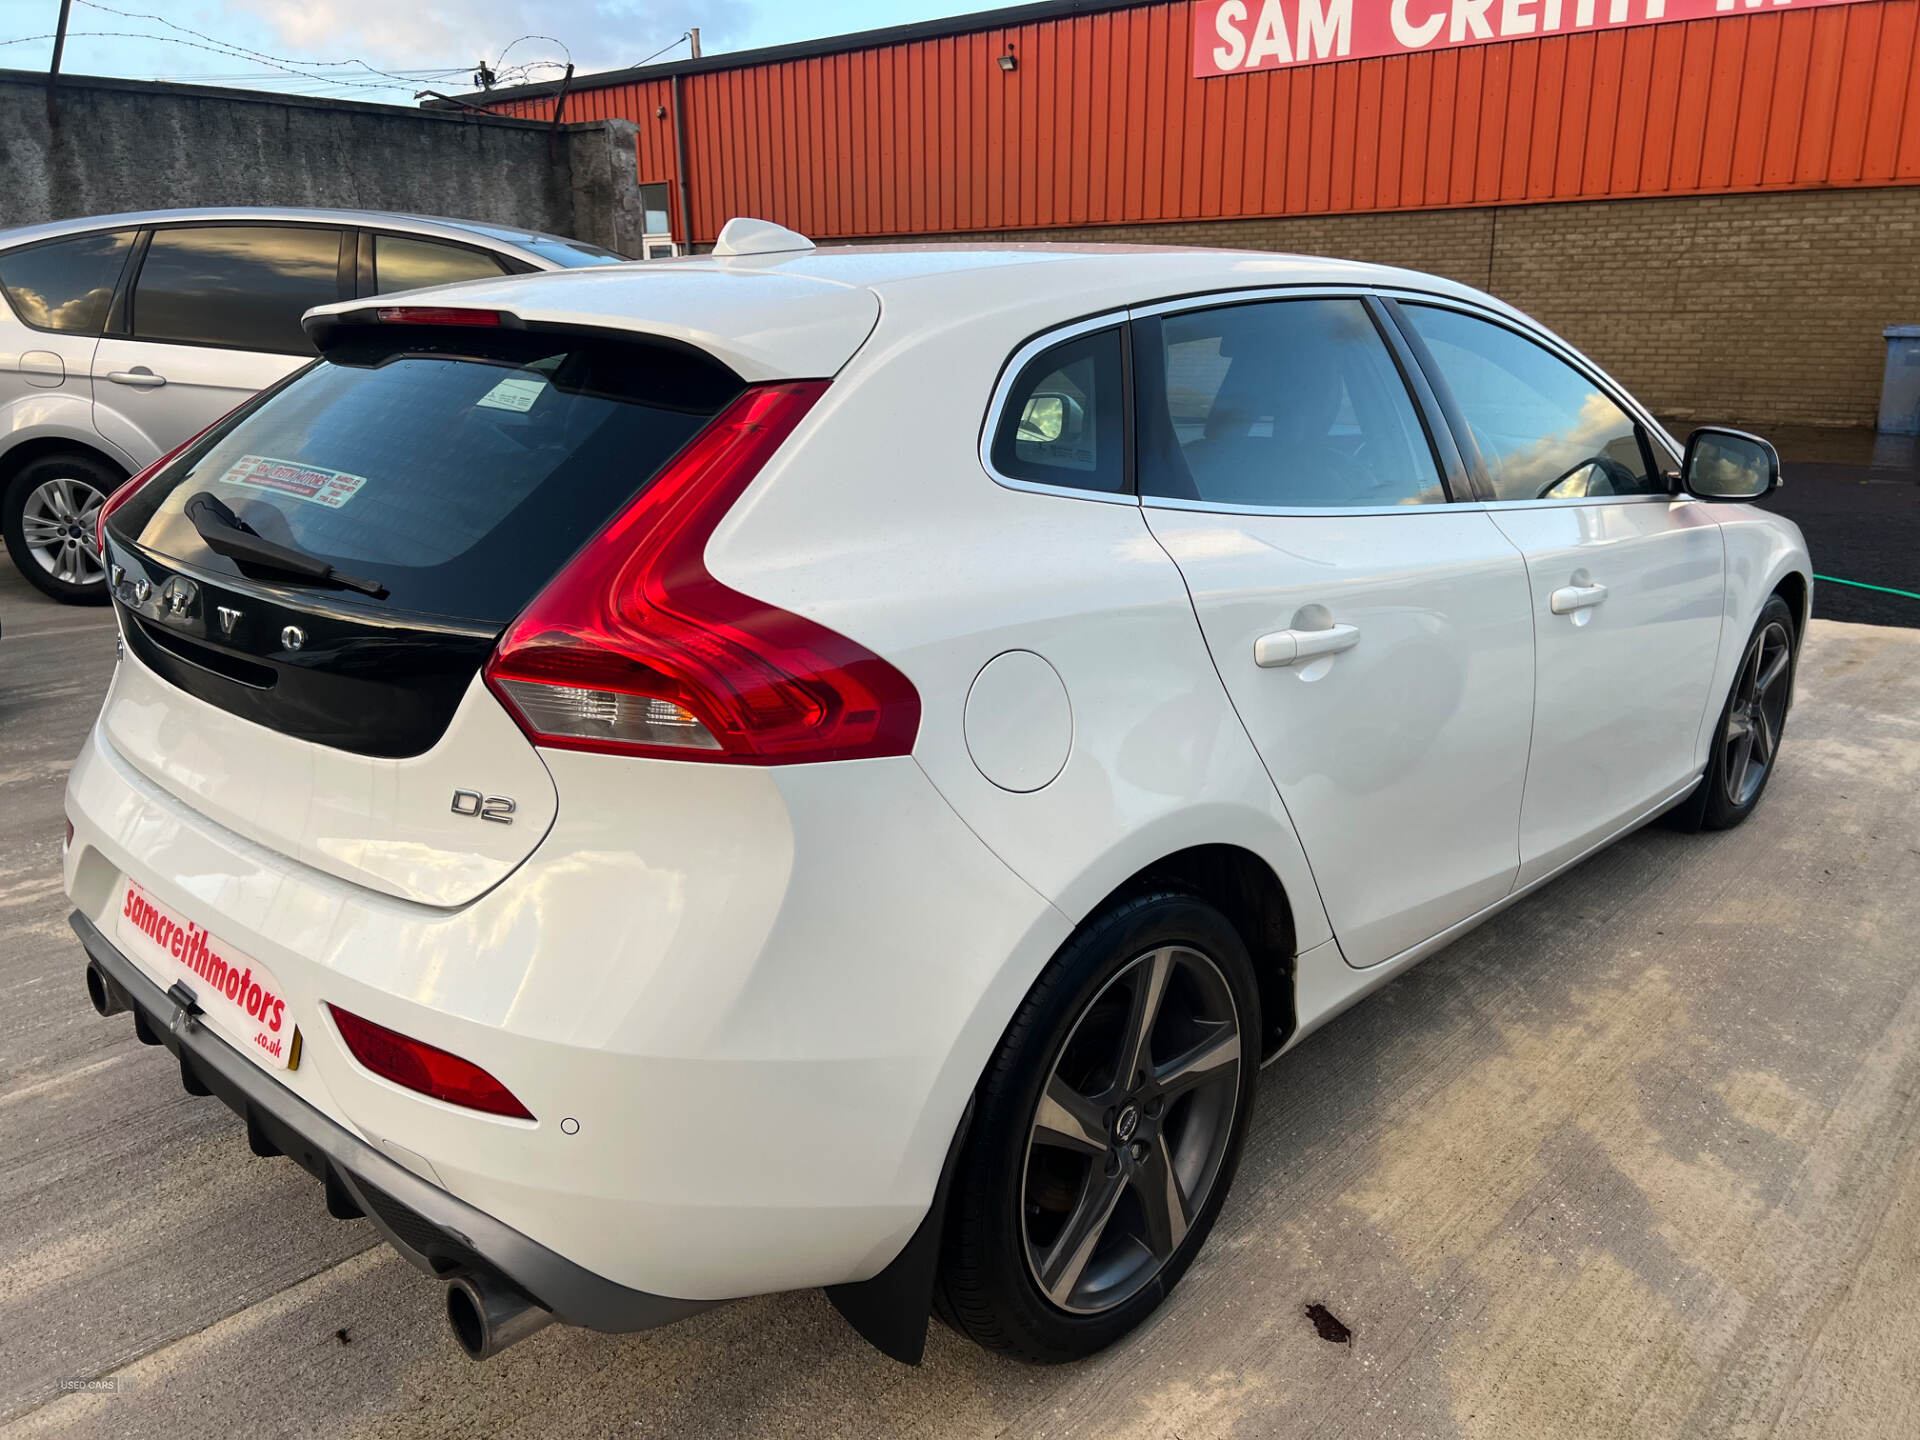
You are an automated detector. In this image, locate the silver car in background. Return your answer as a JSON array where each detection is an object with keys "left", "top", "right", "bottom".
[{"left": 0, "top": 207, "right": 624, "bottom": 603}]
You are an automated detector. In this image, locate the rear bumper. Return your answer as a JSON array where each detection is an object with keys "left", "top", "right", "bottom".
[{"left": 71, "top": 909, "right": 708, "bottom": 1335}]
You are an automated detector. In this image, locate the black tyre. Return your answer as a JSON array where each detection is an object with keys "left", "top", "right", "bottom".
[
  {"left": 936, "top": 891, "right": 1260, "bottom": 1362},
  {"left": 1667, "top": 594, "right": 1797, "bottom": 833},
  {"left": 2, "top": 451, "right": 122, "bottom": 604}
]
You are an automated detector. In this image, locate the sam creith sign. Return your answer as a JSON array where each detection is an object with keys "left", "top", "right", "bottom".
[{"left": 1193, "top": 0, "right": 1878, "bottom": 77}]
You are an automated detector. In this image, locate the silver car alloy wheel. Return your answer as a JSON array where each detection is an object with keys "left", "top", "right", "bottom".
[
  {"left": 1019, "top": 943, "right": 1243, "bottom": 1315},
  {"left": 1723, "top": 618, "right": 1793, "bottom": 808},
  {"left": 18, "top": 476, "right": 108, "bottom": 588}
]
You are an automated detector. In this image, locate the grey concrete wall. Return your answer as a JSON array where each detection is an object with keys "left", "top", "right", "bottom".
[{"left": 0, "top": 71, "right": 638, "bottom": 254}]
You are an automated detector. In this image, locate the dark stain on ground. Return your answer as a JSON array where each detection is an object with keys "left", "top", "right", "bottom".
[
  {"left": 333, "top": 1328, "right": 352, "bottom": 1346},
  {"left": 1304, "top": 1303, "right": 1352, "bottom": 1345}
]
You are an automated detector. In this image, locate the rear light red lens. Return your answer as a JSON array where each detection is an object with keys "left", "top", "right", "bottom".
[
  {"left": 327, "top": 1005, "right": 534, "bottom": 1120},
  {"left": 485, "top": 380, "right": 922, "bottom": 765},
  {"left": 95, "top": 426, "right": 216, "bottom": 554},
  {"left": 374, "top": 306, "right": 503, "bottom": 326}
]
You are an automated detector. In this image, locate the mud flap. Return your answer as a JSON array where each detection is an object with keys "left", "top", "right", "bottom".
[{"left": 825, "top": 1098, "right": 974, "bottom": 1365}]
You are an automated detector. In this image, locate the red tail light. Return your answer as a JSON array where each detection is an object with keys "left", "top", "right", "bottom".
[
  {"left": 328, "top": 1005, "right": 534, "bottom": 1120},
  {"left": 484, "top": 380, "right": 921, "bottom": 765},
  {"left": 373, "top": 306, "right": 504, "bottom": 326},
  {"left": 95, "top": 427, "right": 216, "bottom": 554}
]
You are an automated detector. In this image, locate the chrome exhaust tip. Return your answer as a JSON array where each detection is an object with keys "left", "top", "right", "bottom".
[
  {"left": 445, "top": 1273, "right": 553, "bottom": 1360},
  {"left": 86, "top": 962, "right": 128, "bottom": 1017}
]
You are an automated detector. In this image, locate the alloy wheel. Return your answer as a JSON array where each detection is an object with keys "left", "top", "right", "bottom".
[
  {"left": 19, "top": 476, "right": 108, "bottom": 588},
  {"left": 1723, "top": 619, "right": 1792, "bottom": 808},
  {"left": 1020, "top": 944, "right": 1242, "bottom": 1315}
]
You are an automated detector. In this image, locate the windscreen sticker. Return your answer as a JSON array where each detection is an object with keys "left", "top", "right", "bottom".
[
  {"left": 475, "top": 374, "right": 547, "bottom": 413},
  {"left": 220, "top": 454, "right": 368, "bottom": 509}
]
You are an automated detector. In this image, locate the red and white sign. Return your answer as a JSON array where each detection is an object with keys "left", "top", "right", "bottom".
[
  {"left": 219, "top": 453, "right": 367, "bottom": 509},
  {"left": 116, "top": 880, "right": 298, "bottom": 1070},
  {"left": 1194, "top": 0, "right": 1877, "bottom": 77}
]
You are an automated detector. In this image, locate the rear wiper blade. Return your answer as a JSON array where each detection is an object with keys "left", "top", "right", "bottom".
[{"left": 184, "top": 492, "right": 388, "bottom": 599}]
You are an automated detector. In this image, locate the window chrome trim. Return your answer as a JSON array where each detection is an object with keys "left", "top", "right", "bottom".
[
  {"left": 1373, "top": 286, "right": 1689, "bottom": 484},
  {"left": 979, "top": 285, "right": 1689, "bottom": 518},
  {"left": 1141, "top": 492, "right": 1684, "bottom": 519},
  {"left": 1142, "top": 495, "right": 1471, "bottom": 519},
  {"left": 978, "top": 308, "right": 1140, "bottom": 507},
  {"left": 1127, "top": 283, "right": 1373, "bottom": 321}
]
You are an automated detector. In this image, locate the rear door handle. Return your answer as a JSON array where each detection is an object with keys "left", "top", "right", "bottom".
[
  {"left": 1549, "top": 582, "right": 1608, "bottom": 615},
  {"left": 1254, "top": 623, "right": 1361, "bottom": 668},
  {"left": 107, "top": 368, "right": 166, "bottom": 389}
]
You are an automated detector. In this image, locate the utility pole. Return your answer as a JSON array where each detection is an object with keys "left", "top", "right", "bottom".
[
  {"left": 46, "top": 0, "right": 73, "bottom": 127},
  {"left": 689, "top": 28, "right": 701, "bottom": 59}
]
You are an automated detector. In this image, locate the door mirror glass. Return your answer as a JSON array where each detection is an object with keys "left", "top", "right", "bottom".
[{"left": 1681, "top": 427, "right": 1779, "bottom": 500}]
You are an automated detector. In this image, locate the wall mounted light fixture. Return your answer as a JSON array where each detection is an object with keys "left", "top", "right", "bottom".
[{"left": 997, "top": 47, "right": 1017, "bottom": 72}]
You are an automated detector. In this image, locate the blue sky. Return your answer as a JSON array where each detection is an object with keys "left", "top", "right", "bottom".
[{"left": 0, "top": 0, "right": 987, "bottom": 100}]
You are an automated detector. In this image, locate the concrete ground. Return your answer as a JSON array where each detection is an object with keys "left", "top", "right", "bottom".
[{"left": 3, "top": 561, "right": 1918, "bottom": 1440}]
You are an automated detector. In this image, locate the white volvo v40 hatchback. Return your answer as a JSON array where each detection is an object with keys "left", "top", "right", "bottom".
[{"left": 64, "top": 220, "right": 1810, "bottom": 1366}]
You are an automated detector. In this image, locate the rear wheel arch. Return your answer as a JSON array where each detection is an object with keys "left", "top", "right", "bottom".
[
  {"left": 0, "top": 435, "right": 129, "bottom": 491},
  {"left": 1083, "top": 844, "right": 1298, "bottom": 1059}
]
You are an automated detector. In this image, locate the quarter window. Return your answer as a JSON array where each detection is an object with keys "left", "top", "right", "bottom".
[
  {"left": 1402, "top": 305, "right": 1662, "bottom": 501},
  {"left": 371, "top": 235, "right": 506, "bottom": 294},
  {"left": 1135, "top": 298, "right": 1446, "bottom": 509},
  {"left": 0, "top": 230, "right": 133, "bottom": 335},
  {"left": 133, "top": 226, "right": 344, "bottom": 354},
  {"left": 990, "top": 328, "right": 1126, "bottom": 495}
]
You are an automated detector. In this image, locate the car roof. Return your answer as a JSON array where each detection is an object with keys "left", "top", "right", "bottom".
[
  {"left": 0, "top": 207, "right": 608, "bottom": 267},
  {"left": 303, "top": 241, "right": 1527, "bottom": 382}
]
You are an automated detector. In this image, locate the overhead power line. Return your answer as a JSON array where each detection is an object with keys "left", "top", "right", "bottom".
[
  {"left": 0, "top": 25, "right": 566, "bottom": 99},
  {"left": 71, "top": 0, "right": 476, "bottom": 90},
  {"left": 4, "top": 4, "right": 591, "bottom": 102}
]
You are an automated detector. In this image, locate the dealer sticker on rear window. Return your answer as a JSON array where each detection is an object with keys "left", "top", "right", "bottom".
[
  {"left": 219, "top": 453, "right": 368, "bottom": 509},
  {"left": 475, "top": 374, "right": 547, "bottom": 413},
  {"left": 116, "top": 879, "right": 299, "bottom": 1070}
]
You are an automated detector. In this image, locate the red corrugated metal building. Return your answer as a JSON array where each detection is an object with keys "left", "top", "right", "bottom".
[{"left": 468, "top": 0, "right": 1920, "bottom": 426}]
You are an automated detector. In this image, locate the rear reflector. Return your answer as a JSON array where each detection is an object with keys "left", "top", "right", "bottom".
[
  {"left": 327, "top": 1005, "right": 534, "bottom": 1120},
  {"left": 485, "top": 380, "right": 922, "bottom": 765},
  {"left": 373, "top": 306, "right": 503, "bottom": 326}
]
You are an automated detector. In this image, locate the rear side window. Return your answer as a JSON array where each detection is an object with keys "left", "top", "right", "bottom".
[
  {"left": 133, "top": 226, "right": 344, "bottom": 354},
  {"left": 372, "top": 235, "right": 507, "bottom": 294},
  {"left": 0, "top": 230, "right": 133, "bottom": 334},
  {"left": 1402, "top": 304, "right": 1661, "bottom": 501},
  {"left": 1136, "top": 298, "right": 1446, "bottom": 509},
  {"left": 990, "top": 328, "right": 1126, "bottom": 495},
  {"left": 109, "top": 331, "right": 743, "bottom": 623}
]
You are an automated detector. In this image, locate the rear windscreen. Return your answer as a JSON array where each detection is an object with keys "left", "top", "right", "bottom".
[{"left": 110, "top": 330, "right": 742, "bottom": 624}]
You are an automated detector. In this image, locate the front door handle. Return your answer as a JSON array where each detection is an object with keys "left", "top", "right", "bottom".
[
  {"left": 107, "top": 367, "right": 166, "bottom": 389},
  {"left": 1549, "top": 581, "right": 1608, "bottom": 615},
  {"left": 1254, "top": 622, "right": 1361, "bottom": 668}
]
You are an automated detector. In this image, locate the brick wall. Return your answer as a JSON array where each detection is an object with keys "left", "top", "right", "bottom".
[{"left": 880, "top": 186, "right": 1920, "bottom": 430}]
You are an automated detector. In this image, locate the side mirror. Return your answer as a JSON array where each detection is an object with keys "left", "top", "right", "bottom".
[{"left": 1680, "top": 427, "right": 1780, "bottom": 501}]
